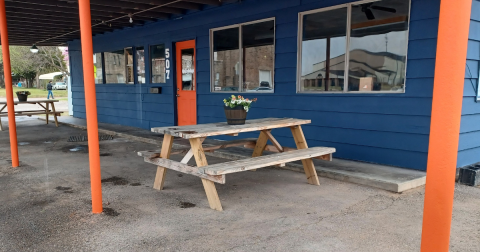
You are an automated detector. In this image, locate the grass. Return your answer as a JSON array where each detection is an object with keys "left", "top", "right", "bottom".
[{"left": 0, "top": 87, "right": 68, "bottom": 98}]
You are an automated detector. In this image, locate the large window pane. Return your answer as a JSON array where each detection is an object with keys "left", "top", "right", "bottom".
[
  {"left": 348, "top": 0, "right": 409, "bottom": 92},
  {"left": 93, "top": 53, "right": 103, "bottom": 84},
  {"left": 150, "top": 44, "right": 166, "bottom": 83},
  {"left": 300, "top": 8, "right": 347, "bottom": 92},
  {"left": 181, "top": 49, "right": 195, "bottom": 91},
  {"left": 125, "top": 48, "right": 134, "bottom": 84},
  {"left": 136, "top": 46, "right": 145, "bottom": 84},
  {"left": 243, "top": 20, "right": 275, "bottom": 92},
  {"left": 104, "top": 50, "right": 125, "bottom": 84},
  {"left": 213, "top": 27, "right": 240, "bottom": 92}
]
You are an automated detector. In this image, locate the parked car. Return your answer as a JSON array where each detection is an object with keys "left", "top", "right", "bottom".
[
  {"left": 53, "top": 82, "right": 67, "bottom": 90},
  {"left": 246, "top": 87, "right": 273, "bottom": 92}
]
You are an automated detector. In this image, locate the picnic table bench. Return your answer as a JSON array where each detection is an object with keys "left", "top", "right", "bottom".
[
  {"left": 0, "top": 99, "right": 61, "bottom": 131},
  {"left": 138, "top": 118, "right": 336, "bottom": 211}
]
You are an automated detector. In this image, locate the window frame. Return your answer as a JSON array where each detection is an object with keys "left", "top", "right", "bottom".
[
  {"left": 209, "top": 17, "right": 276, "bottom": 93},
  {"left": 296, "top": 0, "right": 411, "bottom": 94},
  {"left": 149, "top": 43, "right": 167, "bottom": 84}
]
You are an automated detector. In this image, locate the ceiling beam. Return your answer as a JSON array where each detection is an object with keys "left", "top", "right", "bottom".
[{"left": 182, "top": 0, "right": 221, "bottom": 6}]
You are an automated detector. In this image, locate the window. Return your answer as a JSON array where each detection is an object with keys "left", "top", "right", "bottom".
[
  {"left": 150, "top": 44, "right": 166, "bottom": 83},
  {"left": 211, "top": 18, "right": 275, "bottom": 92},
  {"left": 136, "top": 46, "right": 145, "bottom": 84},
  {"left": 125, "top": 48, "right": 134, "bottom": 84},
  {"left": 93, "top": 53, "right": 103, "bottom": 84},
  {"left": 298, "top": 0, "right": 410, "bottom": 93},
  {"left": 104, "top": 50, "right": 126, "bottom": 84}
]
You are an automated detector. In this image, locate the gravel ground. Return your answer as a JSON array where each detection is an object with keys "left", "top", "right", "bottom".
[{"left": 0, "top": 118, "right": 479, "bottom": 252}]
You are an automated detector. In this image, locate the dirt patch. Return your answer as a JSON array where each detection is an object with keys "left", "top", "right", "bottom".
[
  {"left": 31, "top": 199, "right": 55, "bottom": 206},
  {"left": 55, "top": 186, "right": 74, "bottom": 193},
  {"left": 101, "top": 176, "right": 129, "bottom": 185},
  {"left": 100, "top": 153, "right": 112, "bottom": 157},
  {"left": 103, "top": 207, "right": 120, "bottom": 217},
  {"left": 177, "top": 174, "right": 183, "bottom": 177},
  {"left": 179, "top": 202, "right": 196, "bottom": 209}
]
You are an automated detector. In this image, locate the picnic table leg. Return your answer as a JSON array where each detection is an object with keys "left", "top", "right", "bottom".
[
  {"left": 0, "top": 117, "right": 3, "bottom": 131},
  {"left": 50, "top": 102, "right": 59, "bottom": 127},
  {"left": 290, "top": 126, "right": 320, "bottom": 186},
  {"left": 45, "top": 102, "right": 49, "bottom": 125},
  {"left": 153, "top": 134, "right": 174, "bottom": 190},
  {"left": 250, "top": 130, "right": 270, "bottom": 171},
  {"left": 190, "top": 137, "right": 223, "bottom": 211}
]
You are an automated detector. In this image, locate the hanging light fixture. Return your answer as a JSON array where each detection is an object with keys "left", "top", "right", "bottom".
[
  {"left": 30, "top": 44, "right": 38, "bottom": 53},
  {"left": 128, "top": 14, "right": 133, "bottom": 23}
]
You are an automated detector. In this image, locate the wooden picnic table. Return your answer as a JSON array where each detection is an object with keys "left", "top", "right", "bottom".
[
  {"left": 0, "top": 99, "right": 61, "bottom": 131},
  {"left": 139, "top": 118, "right": 336, "bottom": 211}
]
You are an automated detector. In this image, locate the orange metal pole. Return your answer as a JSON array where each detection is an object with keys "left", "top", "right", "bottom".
[
  {"left": 78, "top": 0, "right": 102, "bottom": 214},
  {"left": 0, "top": 0, "right": 19, "bottom": 168},
  {"left": 420, "top": 0, "right": 472, "bottom": 251}
]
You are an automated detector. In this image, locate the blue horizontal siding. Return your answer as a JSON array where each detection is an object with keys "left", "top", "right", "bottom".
[
  {"left": 458, "top": 0, "right": 480, "bottom": 168},
  {"left": 69, "top": 0, "right": 442, "bottom": 171}
]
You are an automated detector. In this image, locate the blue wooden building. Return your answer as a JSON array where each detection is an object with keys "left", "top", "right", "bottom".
[{"left": 65, "top": 0, "right": 480, "bottom": 171}]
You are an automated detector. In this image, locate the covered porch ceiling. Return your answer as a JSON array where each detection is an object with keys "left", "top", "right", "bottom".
[{"left": 0, "top": 0, "right": 225, "bottom": 46}]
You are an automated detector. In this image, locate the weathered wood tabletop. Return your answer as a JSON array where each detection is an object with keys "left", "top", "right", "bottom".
[
  {"left": 142, "top": 118, "right": 336, "bottom": 211},
  {"left": 0, "top": 99, "right": 61, "bottom": 131}
]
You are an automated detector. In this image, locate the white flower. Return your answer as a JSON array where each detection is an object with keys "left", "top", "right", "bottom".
[{"left": 244, "top": 106, "right": 249, "bottom": 112}]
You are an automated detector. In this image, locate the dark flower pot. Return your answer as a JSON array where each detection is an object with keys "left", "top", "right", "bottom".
[
  {"left": 17, "top": 94, "right": 28, "bottom": 102},
  {"left": 224, "top": 106, "right": 247, "bottom": 125}
]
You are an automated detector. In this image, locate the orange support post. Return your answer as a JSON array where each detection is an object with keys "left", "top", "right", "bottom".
[
  {"left": 78, "top": 0, "right": 103, "bottom": 214},
  {"left": 421, "top": 0, "right": 472, "bottom": 251},
  {"left": 0, "top": 0, "right": 19, "bottom": 168}
]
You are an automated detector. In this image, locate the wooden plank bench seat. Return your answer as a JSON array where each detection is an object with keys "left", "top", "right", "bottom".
[
  {"left": 200, "top": 147, "right": 335, "bottom": 175},
  {"left": 141, "top": 147, "right": 335, "bottom": 184}
]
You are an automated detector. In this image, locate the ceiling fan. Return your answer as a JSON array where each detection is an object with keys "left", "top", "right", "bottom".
[{"left": 360, "top": 3, "right": 397, "bottom": 20}]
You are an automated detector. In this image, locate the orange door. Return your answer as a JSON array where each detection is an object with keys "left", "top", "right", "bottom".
[{"left": 176, "top": 40, "right": 197, "bottom": 126}]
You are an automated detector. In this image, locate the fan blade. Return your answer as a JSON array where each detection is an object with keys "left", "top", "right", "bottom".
[
  {"left": 371, "top": 5, "right": 397, "bottom": 13},
  {"left": 365, "top": 9, "right": 375, "bottom": 20}
]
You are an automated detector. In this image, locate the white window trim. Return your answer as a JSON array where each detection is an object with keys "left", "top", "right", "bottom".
[
  {"left": 296, "top": 0, "right": 411, "bottom": 94},
  {"left": 209, "top": 17, "right": 276, "bottom": 93}
]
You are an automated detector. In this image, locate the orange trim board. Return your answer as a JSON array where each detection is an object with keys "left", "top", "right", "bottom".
[{"left": 420, "top": 0, "right": 472, "bottom": 251}]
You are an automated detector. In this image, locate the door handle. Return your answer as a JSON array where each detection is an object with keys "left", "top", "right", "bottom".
[{"left": 176, "top": 94, "right": 180, "bottom": 97}]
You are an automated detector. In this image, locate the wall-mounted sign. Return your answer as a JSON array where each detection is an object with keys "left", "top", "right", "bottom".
[{"left": 165, "top": 48, "right": 170, "bottom": 80}]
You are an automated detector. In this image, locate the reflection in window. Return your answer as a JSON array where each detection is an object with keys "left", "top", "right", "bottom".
[
  {"left": 125, "top": 48, "right": 134, "bottom": 84},
  {"left": 93, "top": 53, "right": 103, "bottom": 84},
  {"left": 300, "top": 8, "right": 347, "bottom": 92},
  {"left": 213, "top": 27, "right": 240, "bottom": 92},
  {"left": 349, "top": 0, "right": 409, "bottom": 91},
  {"left": 136, "top": 47, "right": 145, "bottom": 84},
  {"left": 181, "top": 49, "right": 195, "bottom": 91},
  {"left": 243, "top": 20, "right": 274, "bottom": 92},
  {"left": 150, "top": 44, "right": 166, "bottom": 83},
  {"left": 104, "top": 50, "right": 125, "bottom": 84}
]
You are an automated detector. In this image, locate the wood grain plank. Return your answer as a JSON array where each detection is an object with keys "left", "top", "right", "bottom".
[
  {"left": 153, "top": 134, "right": 174, "bottom": 190},
  {"left": 243, "top": 143, "right": 333, "bottom": 161},
  {"left": 144, "top": 157, "right": 225, "bottom": 184},
  {"left": 200, "top": 147, "right": 335, "bottom": 175},
  {"left": 151, "top": 118, "right": 311, "bottom": 139},
  {"left": 291, "top": 126, "right": 320, "bottom": 186},
  {"left": 190, "top": 137, "right": 223, "bottom": 211},
  {"left": 264, "top": 130, "right": 283, "bottom": 152}
]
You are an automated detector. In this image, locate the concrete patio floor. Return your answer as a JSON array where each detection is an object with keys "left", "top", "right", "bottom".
[{"left": 0, "top": 118, "right": 479, "bottom": 251}]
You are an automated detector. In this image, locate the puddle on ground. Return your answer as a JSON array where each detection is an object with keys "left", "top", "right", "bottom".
[
  {"left": 18, "top": 142, "right": 30, "bottom": 146},
  {"left": 62, "top": 145, "right": 89, "bottom": 153},
  {"left": 177, "top": 174, "right": 183, "bottom": 177},
  {"left": 44, "top": 141, "right": 52, "bottom": 144},
  {"left": 179, "top": 202, "right": 196, "bottom": 209},
  {"left": 101, "top": 176, "right": 129, "bottom": 185},
  {"left": 100, "top": 153, "right": 112, "bottom": 157},
  {"left": 103, "top": 207, "right": 120, "bottom": 217},
  {"left": 130, "top": 182, "right": 141, "bottom": 186},
  {"left": 70, "top": 146, "right": 86, "bottom": 152}
]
